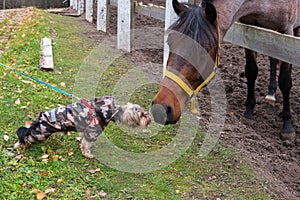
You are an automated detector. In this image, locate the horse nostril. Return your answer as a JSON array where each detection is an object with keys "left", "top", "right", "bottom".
[
  {"left": 166, "top": 105, "right": 172, "bottom": 115},
  {"left": 151, "top": 100, "right": 156, "bottom": 106}
]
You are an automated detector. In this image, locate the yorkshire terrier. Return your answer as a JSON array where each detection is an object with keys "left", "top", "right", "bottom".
[{"left": 14, "top": 96, "right": 151, "bottom": 158}]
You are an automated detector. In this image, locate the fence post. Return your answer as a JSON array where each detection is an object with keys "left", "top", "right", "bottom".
[
  {"left": 163, "top": 0, "right": 188, "bottom": 76},
  {"left": 97, "top": 0, "right": 109, "bottom": 32},
  {"left": 78, "top": 0, "right": 84, "bottom": 14},
  {"left": 74, "top": 0, "right": 78, "bottom": 12},
  {"left": 117, "top": 0, "right": 133, "bottom": 52},
  {"left": 86, "top": 0, "right": 93, "bottom": 22}
]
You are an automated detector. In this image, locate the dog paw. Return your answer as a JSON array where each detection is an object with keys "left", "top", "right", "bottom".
[
  {"left": 82, "top": 152, "right": 94, "bottom": 159},
  {"left": 13, "top": 142, "right": 23, "bottom": 150}
]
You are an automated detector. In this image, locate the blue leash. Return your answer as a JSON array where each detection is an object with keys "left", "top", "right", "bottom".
[{"left": 0, "top": 63, "right": 81, "bottom": 100}]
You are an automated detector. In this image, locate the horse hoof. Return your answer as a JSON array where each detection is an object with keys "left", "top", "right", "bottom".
[
  {"left": 243, "top": 110, "right": 255, "bottom": 120},
  {"left": 281, "top": 132, "right": 296, "bottom": 147},
  {"left": 265, "top": 94, "right": 276, "bottom": 106}
]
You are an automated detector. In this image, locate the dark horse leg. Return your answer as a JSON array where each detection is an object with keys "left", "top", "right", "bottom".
[
  {"left": 265, "top": 57, "right": 278, "bottom": 104},
  {"left": 278, "top": 62, "right": 295, "bottom": 135},
  {"left": 244, "top": 49, "right": 258, "bottom": 120}
]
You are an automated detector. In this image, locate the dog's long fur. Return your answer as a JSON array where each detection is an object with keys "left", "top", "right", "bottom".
[{"left": 14, "top": 96, "right": 151, "bottom": 158}]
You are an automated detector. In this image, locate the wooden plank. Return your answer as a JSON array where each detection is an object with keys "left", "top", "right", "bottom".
[
  {"left": 110, "top": 0, "right": 118, "bottom": 7},
  {"left": 97, "top": 0, "right": 109, "bottom": 32},
  {"left": 117, "top": 0, "right": 133, "bottom": 52},
  {"left": 39, "top": 38, "right": 54, "bottom": 71},
  {"left": 134, "top": 2, "right": 165, "bottom": 21},
  {"left": 224, "top": 22, "right": 300, "bottom": 67},
  {"left": 85, "top": 0, "right": 93, "bottom": 22}
]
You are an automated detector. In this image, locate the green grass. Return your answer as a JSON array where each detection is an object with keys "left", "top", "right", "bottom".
[{"left": 0, "top": 8, "right": 274, "bottom": 199}]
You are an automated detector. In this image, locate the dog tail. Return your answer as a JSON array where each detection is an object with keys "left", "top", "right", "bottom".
[{"left": 16, "top": 126, "right": 32, "bottom": 144}]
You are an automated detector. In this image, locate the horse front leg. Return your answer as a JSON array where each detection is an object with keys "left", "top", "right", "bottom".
[
  {"left": 265, "top": 57, "right": 278, "bottom": 104},
  {"left": 278, "top": 62, "right": 295, "bottom": 142},
  {"left": 244, "top": 49, "right": 258, "bottom": 120}
]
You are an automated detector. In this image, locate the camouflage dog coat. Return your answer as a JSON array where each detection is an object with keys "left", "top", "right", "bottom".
[{"left": 24, "top": 96, "right": 120, "bottom": 143}]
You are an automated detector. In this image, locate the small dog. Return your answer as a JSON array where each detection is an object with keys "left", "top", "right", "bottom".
[{"left": 14, "top": 96, "right": 151, "bottom": 158}]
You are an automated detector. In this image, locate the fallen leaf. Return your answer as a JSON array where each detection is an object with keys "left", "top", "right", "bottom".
[
  {"left": 57, "top": 179, "right": 63, "bottom": 183},
  {"left": 30, "top": 189, "right": 41, "bottom": 194},
  {"left": 36, "top": 191, "right": 46, "bottom": 200},
  {"left": 88, "top": 196, "right": 96, "bottom": 200},
  {"left": 86, "top": 188, "right": 91, "bottom": 195},
  {"left": 45, "top": 188, "right": 55, "bottom": 194},
  {"left": 15, "top": 154, "right": 24, "bottom": 159},
  {"left": 41, "top": 171, "right": 47, "bottom": 176},
  {"left": 41, "top": 154, "right": 49, "bottom": 159},
  {"left": 88, "top": 168, "right": 101, "bottom": 174},
  {"left": 15, "top": 99, "right": 21, "bottom": 105},
  {"left": 22, "top": 80, "right": 33, "bottom": 84},
  {"left": 68, "top": 152, "right": 74, "bottom": 156},
  {"left": 4, "top": 135, "right": 9, "bottom": 141},
  {"left": 99, "top": 190, "right": 107, "bottom": 197}
]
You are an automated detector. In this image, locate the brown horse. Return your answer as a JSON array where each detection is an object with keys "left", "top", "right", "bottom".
[
  {"left": 266, "top": 6, "right": 300, "bottom": 103},
  {"left": 151, "top": 0, "right": 298, "bottom": 141}
]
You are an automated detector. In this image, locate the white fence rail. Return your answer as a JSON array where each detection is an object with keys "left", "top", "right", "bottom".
[{"left": 71, "top": 0, "right": 300, "bottom": 67}]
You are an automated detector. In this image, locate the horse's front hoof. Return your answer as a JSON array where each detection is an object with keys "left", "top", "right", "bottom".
[
  {"left": 243, "top": 110, "right": 255, "bottom": 120},
  {"left": 281, "top": 120, "right": 295, "bottom": 146}
]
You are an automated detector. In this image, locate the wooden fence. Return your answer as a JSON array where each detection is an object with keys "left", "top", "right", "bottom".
[
  {"left": 1, "top": 0, "right": 69, "bottom": 9},
  {"left": 69, "top": 0, "right": 300, "bottom": 67}
]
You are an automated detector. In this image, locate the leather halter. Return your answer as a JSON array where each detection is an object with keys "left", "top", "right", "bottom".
[{"left": 164, "top": 26, "right": 221, "bottom": 113}]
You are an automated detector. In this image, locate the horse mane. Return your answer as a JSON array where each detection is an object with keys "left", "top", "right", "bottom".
[{"left": 167, "top": 3, "right": 218, "bottom": 52}]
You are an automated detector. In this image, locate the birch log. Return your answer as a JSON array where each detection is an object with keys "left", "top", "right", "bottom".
[{"left": 39, "top": 38, "right": 54, "bottom": 70}]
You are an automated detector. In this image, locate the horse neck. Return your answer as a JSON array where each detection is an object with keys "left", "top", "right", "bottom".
[{"left": 212, "top": 0, "right": 247, "bottom": 40}]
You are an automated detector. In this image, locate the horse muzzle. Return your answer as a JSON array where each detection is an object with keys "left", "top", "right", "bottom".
[{"left": 150, "top": 101, "right": 179, "bottom": 125}]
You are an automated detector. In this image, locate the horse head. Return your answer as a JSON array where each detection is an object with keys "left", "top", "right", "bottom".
[{"left": 151, "top": 0, "right": 220, "bottom": 125}]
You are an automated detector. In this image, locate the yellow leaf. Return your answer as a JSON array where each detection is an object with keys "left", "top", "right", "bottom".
[
  {"left": 57, "top": 179, "right": 63, "bottom": 183},
  {"left": 36, "top": 191, "right": 46, "bottom": 200}
]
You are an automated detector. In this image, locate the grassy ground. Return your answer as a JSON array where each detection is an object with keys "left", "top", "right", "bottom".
[{"left": 0, "top": 8, "right": 273, "bottom": 199}]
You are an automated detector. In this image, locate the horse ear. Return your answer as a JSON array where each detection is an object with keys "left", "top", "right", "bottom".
[
  {"left": 173, "top": 0, "right": 187, "bottom": 15},
  {"left": 203, "top": 2, "right": 217, "bottom": 23}
]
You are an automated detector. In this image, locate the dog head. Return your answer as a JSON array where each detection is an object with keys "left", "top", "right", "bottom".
[{"left": 119, "top": 103, "right": 151, "bottom": 128}]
